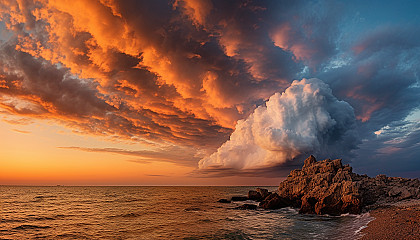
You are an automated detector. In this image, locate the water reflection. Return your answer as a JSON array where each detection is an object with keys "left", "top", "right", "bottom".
[{"left": 0, "top": 186, "right": 370, "bottom": 239}]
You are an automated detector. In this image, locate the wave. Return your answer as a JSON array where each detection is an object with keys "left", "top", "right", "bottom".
[
  {"left": 12, "top": 224, "right": 51, "bottom": 230},
  {"left": 334, "top": 212, "right": 374, "bottom": 240},
  {"left": 184, "top": 207, "right": 202, "bottom": 212},
  {"left": 32, "top": 195, "right": 57, "bottom": 202},
  {"left": 31, "top": 216, "right": 56, "bottom": 221}
]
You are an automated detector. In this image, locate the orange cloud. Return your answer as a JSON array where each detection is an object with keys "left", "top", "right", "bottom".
[
  {"left": 174, "top": 0, "right": 213, "bottom": 26},
  {"left": 0, "top": 0, "right": 308, "bottom": 155},
  {"left": 271, "top": 23, "right": 316, "bottom": 63}
]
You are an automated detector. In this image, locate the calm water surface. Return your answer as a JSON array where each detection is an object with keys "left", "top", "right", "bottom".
[{"left": 0, "top": 186, "right": 372, "bottom": 239}]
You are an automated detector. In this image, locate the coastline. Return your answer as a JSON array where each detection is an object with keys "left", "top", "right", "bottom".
[{"left": 361, "top": 199, "right": 420, "bottom": 240}]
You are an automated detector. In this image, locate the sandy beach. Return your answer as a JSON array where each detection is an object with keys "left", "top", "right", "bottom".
[{"left": 361, "top": 200, "right": 420, "bottom": 240}]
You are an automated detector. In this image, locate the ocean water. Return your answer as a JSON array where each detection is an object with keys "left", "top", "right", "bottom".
[{"left": 0, "top": 186, "right": 372, "bottom": 239}]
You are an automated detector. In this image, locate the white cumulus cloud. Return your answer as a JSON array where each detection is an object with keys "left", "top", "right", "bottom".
[{"left": 199, "top": 78, "right": 358, "bottom": 170}]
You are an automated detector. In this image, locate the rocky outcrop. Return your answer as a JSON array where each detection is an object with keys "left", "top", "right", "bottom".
[
  {"left": 267, "top": 155, "right": 420, "bottom": 215},
  {"left": 220, "top": 155, "right": 420, "bottom": 215}
]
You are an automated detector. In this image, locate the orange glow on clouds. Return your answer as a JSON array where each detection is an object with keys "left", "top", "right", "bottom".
[
  {"left": 271, "top": 23, "right": 317, "bottom": 65},
  {"left": 1, "top": 0, "right": 409, "bottom": 184}
]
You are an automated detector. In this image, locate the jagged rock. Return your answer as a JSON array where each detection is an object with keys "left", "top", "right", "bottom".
[
  {"left": 217, "top": 199, "right": 231, "bottom": 203},
  {"left": 303, "top": 155, "right": 316, "bottom": 168},
  {"left": 231, "top": 196, "right": 248, "bottom": 201},
  {"left": 270, "top": 155, "right": 420, "bottom": 215},
  {"left": 235, "top": 204, "right": 258, "bottom": 210}
]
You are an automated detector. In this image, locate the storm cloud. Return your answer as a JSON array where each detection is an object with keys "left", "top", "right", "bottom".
[{"left": 199, "top": 78, "right": 358, "bottom": 171}]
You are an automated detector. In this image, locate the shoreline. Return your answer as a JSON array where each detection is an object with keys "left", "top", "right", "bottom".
[{"left": 361, "top": 199, "right": 420, "bottom": 239}]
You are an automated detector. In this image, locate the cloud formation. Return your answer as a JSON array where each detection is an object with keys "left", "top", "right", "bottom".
[
  {"left": 59, "top": 145, "right": 203, "bottom": 166},
  {"left": 199, "top": 78, "right": 358, "bottom": 171},
  {"left": 0, "top": 0, "right": 419, "bottom": 176}
]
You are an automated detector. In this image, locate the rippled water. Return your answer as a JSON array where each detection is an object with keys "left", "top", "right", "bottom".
[{"left": 0, "top": 186, "right": 372, "bottom": 239}]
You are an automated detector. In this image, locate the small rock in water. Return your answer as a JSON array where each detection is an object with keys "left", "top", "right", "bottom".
[
  {"left": 235, "top": 204, "right": 257, "bottom": 210},
  {"left": 231, "top": 196, "right": 248, "bottom": 201},
  {"left": 217, "top": 199, "right": 231, "bottom": 203}
]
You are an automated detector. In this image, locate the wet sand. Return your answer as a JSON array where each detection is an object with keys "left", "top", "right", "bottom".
[{"left": 361, "top": 200, "right": 420, "bottom": 240}]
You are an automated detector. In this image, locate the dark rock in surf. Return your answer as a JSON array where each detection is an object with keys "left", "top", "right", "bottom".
[
  {"left": 231, "top": 196, "right": 248, "bottom": 201},
  {"left": 235, "top": 204, "right": 258, "bottom": 210},
  {"left": 217, "top": 199, "right": 231, "bottom": 203}
]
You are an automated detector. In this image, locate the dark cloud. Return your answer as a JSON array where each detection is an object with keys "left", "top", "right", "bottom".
[
  {"left": 320, "top": 26, "right": 420, "bottom": 132},
  {"left": 352, "top": 120, "right": 420, "bottom": 178},
  {"left": 316, "top": 26, "right": 420, "bottom": 176},
  {"left": 193, "top": 158, "right": 311, "bottom": 178}
]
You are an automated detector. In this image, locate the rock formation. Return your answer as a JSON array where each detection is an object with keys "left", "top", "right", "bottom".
[
  {"left": 256, "top": 155, "right": 420, "bottom": 215},
  {"left": 220, "top": 156, "right": 420, "bottom": 215}
]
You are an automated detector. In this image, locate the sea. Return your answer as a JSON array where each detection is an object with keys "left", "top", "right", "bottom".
[{"left": 0, "top": 186, "right": 373, "bottom": 239}]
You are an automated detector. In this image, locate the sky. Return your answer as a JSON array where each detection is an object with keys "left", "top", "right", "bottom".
[{"left": 0, "top": 0, "right": 419, "bottom": 185}]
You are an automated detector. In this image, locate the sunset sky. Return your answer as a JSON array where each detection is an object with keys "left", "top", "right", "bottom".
[{"left": 1, "top": 0, "right": 419, "bottom": 185}]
